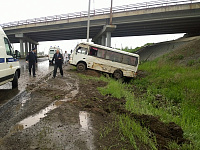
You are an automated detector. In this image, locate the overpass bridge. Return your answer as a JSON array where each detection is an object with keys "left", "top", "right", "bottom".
[{"left": 1, "top": 0, "right": 200, "bottom": 56}]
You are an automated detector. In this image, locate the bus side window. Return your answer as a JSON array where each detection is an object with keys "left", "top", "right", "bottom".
[
  {"left": 122, "top": 55, "right": 130, "bottom": 65},
  {"left": 105, "top": 51, "right": 113, "bottom": 60},
  {"left": 97, "top": 49, "right": 106, "bottom": 58},
  {"left": 89, "top": 47, "right": 97, "bottom": 56},
  {"left": 113, "top": 52, "right": 122, "bottom": 63},
  {"left": 4, "top": 38, "right": 13, "bottom": 56}
]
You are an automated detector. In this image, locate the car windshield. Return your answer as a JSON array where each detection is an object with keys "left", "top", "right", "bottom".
[{"left": 50, "top": 50, "right": 55, "bottom": 54}]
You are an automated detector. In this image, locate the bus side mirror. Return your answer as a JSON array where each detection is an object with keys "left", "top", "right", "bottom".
[
  {"left": 13, "top": 54, "right": 17, "bottom": 58},
  {"left": 14, "top": 50, "right": 21, "bottom": 59}
]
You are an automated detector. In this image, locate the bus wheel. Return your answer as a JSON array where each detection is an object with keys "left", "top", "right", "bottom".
[
  {"left": 12, "top": 71, "right": 18, "bottom": 89},
  {"left": 113, "top": 70, "right": 123, "bottom": 79},
  {"left": 77, "top": 63, "right": 86, "bottom": 72}
]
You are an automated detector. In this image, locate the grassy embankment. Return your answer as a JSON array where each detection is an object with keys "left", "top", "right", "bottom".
[{"left": 99, "top": 40, "right": 200, "bottom": 149}]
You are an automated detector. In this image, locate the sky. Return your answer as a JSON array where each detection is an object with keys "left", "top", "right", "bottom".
[{"left": 0, "top": 0, "right": 184, "bottom": 54}]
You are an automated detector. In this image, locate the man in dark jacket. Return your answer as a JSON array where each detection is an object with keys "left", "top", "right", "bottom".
[
  {"left": 52, "top": 49, "right": 63, "bottom": 78},
  {"left": 26, "top": 47, "right": 37, "bottom": 77}
]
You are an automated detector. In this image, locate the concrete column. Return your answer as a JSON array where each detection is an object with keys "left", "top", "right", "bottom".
[
  {"left": 98, "top": 38, "right": 101, "bottom": 45},
  {"left": 101, "top": 35, "right": 106, "bottom": 46},
  {"left": 20, "top": 39, "right": 24, "bottom": 57},
  {"left": 31, "top": 43, "right": 34, "bottom": 49},
  {"left": 106, "top": 32, "right": 111, "bottom": 47},
  {"left": 29, "top": 42, "right": 32, "bottom": 52},
  {"left": 25, "top": 41, "right": 28, "bottom": 56},
  {"left": 35, "top": 45, "right": 38, "bottom": 55}
]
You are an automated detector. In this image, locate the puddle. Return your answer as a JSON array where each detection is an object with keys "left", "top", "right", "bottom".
[
  {"left": 79, "top": 111, "right": 95, "bottom": 150},
  {"left": 16, "top": 101, "right": 58, "bottom": 130},
  {"left": 11, "top": 89, "right": 79, "bottom": 132},
  {"left": 79, "top": 111, "right": 90, "bottom": 131}
]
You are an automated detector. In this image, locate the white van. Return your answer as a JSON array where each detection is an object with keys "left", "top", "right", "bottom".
[
  {"left": 0, "top": 27, "right": 20, "bottom": 88},
  {"left": 70, "top": 42, "right": 139, "bottom": 79},
  {"left": 48, "top": 46, "right": 63, "bottom": 64}
]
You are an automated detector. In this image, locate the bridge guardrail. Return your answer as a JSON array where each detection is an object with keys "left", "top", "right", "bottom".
[{"left": 1, "top": 0, "right": 200, "bottom": 28}]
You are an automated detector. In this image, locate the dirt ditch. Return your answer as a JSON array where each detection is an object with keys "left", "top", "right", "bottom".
[{"left": 70, "top": 69, "right": 188, "bottom": 150}]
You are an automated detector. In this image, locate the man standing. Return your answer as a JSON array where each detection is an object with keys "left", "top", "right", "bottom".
[
  {"left": 26, "top": 47, "right": 37, "bottom": 77},
  {"left": 64, "top": 51, "right": 68, "bottom": 65},
  {"left": 52, "top": 49, "right": 63, "bottom": 78}
]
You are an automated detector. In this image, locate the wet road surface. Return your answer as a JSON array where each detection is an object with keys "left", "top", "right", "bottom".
[
  {"left": 0, "top": 57, "right": 53, "bottom": 106},
  {"left": 0, "top": 62, "right": 96, "bottom": 150}
]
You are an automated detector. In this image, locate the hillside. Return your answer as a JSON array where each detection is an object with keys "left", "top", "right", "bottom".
[{"left": 136, "top": 36, "right": 200, "bottom": 62}]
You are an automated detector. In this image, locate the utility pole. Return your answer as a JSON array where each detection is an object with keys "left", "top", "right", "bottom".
[
  {"left": 110, "top": 0, "right": 113, "bottom": 25},
  {"left": 87, "top": 0, "right": 91, "bottom": 42}
]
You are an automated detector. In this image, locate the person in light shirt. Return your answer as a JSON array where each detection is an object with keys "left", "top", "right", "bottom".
[{"left": 64, "top": 51, "right": 68, "bottom": 65}]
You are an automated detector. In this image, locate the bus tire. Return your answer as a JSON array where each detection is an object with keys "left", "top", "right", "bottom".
[
  {"left": 77, "top": 62, "right": 86, "bottom": 72},
  {"left": 113, "top": 70, "right": 123, "bottom": 79},
  {"left": 12, "top": 71, "right": 18, "bottom": 89}
]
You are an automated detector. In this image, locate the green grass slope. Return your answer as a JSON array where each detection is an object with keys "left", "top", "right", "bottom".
[
  {"left": 99, "top": 38, "right": 200, "bottom": 149},
  {"left": 134, "top": 38, "right": 200, "bottom": 149}
]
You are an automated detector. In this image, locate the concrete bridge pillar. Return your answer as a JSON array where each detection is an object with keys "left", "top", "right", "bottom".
[
  {"left": 29, "top": 42, "right": 32, "bottom": 52},
  {"left": 101, "top": 35, "right": 106, "bottom": 46},
  {"left": 106, "top": 32, "right": 111, "bottom": 47},
  {"left": 92, "top": 25, "right": 116, "bottom": 47},
  {"left": 98, "top": 38, "right": 101, "bottom": 45},
  {"left": 25, "top": 41, "right": 28, "bottom": 56},
  {"left": 19, "top": 39, "right": 24, "bottom": 57}
]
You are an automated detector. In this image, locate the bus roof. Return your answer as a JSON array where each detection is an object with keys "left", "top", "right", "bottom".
[{"left": 79, "top": 42, "right": 139, "bottom": 57}]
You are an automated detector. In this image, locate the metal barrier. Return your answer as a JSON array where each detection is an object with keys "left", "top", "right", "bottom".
[{"left": 1, "top": 0, "right": 200, "bottom": 28}]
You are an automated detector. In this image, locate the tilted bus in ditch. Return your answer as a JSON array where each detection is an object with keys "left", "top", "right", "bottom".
[{"left": 69, "top": 42, "right": 139, "bottom": 79}]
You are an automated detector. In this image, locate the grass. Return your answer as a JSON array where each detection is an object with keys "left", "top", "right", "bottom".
[
  {"left": 119, "top": 115, "right": 157, "bottom": 150},
  {"left": 96, "top": 56, "right": 200, "bottom": 149},
  {"left": 134, "top": 58, "right": 200, "bottom": 148}
]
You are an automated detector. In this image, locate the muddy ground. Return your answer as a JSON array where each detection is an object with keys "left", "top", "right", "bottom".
[{"left": 0, "top": 65, "right": 187, "bottom": 150}]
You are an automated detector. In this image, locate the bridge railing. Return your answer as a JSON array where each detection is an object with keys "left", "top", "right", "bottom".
[{"left": 1, "top": 0, "right": 200, "bottom": 28}]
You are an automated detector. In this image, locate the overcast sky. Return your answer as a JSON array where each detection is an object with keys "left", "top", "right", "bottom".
[{"left": 1, "top": 0, "right": 184, "bottom": 54}]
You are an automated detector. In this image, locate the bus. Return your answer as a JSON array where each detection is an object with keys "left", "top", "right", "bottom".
[{"left": 69, "top": 42, "right": 139, "bottom": 79}]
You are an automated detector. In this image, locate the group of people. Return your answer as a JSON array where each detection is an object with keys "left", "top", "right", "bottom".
[{"left": 26, "top": 48, "right": 68, "bottom": 78}]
